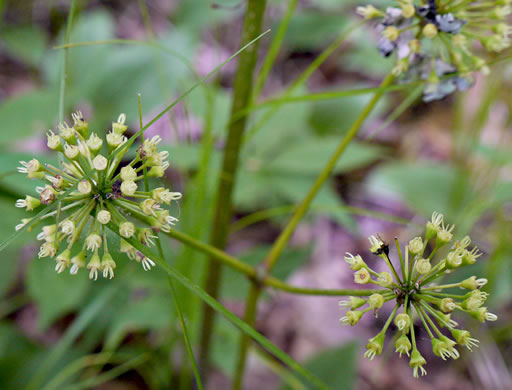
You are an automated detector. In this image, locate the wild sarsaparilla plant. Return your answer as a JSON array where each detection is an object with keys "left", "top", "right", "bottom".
[
  {"left": 15, "top": 112, "right": 181, "bottom": 279},
  {"left": 340, "top": 212, "right": 496, "bottom": 377}
]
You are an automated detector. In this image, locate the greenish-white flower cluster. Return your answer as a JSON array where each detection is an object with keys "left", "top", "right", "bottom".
[
  {"left": 339, "top": 212, "right": 496, "bottom": 378},
  {"left": 357, "top": 0, "right": 512, "bottom": 101},
  {"left": 15, "top": 112, "right": 181, "bottom": 280}
]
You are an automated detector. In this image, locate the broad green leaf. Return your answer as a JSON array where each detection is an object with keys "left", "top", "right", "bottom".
[
  {"left": 0, "top": 89, "right": 58, "bottom": 143},
  {"left": 283, "top": 12, "right": 350, "bottom": 50},
  {"left": 1, "top": 25, "right": 47, "bottom": 65},
  {"left": 105, "top": 292, "right": 173, "bottom": 348},
  {"left": 279, "top": 342, "right": 358, "bottom": 390},
  {"left": 26, "top": 257, "right": 90, "bottom": 329},
  {"left": 0, "top": 323, "right": 42, "bottom": 388},
  {"left": 367, "top": 161, "right": 469, "bottom": 218},
  {"left": 265, "top": 138, "right": 386, "bottom": 175}
]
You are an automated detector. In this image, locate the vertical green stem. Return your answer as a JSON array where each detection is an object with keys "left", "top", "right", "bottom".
[
  {"left": 199, "top": 0, "right": 268, "bottom": 374},
  {"left": 234, "top": 72, "right": 395, "bottom": 389}
]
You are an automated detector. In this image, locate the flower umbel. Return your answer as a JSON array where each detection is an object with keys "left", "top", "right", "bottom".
[
  {"left": 15, "top": 112, "right": 181, "bottom": 279},
  {"left": 339, "top": 212, "right": 496, "bottom": 377},
  {"left": 357, "top": 0, "right": 512, "bottom": 101}
]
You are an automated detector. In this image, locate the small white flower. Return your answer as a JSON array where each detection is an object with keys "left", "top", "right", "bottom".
[
  {"left": 78, "top": 180, "right": 92, "bottom": 194},
  {"left": 119, "top": 222, "right": 135, "bottom": 238},
  {"left": 59, "top": 220, "right": 75, "bottom": 235},
  {"left": 121, "top": 180, "right": 137, "bottom": 196},
  {"left": 64, "top": 144, "right": 80, "bottom": 160},
  {"left": 93, "top": 155, "right": 108, "bottom": 171},
  {"left": 120, "top": 166, "right": 138, "bottom": 181},
  {"left": 86, "top": 234, "right": 102, "bottom": 251},
  {"left": 141, "top": 257, "right": 156, "bottom": 271},
  {"left": 106, "top": 132, "right": 127, "bottom": 148},
  {"left": 97, "top": 210, "right": 111, "bottom": 224},
  {"left": 47, "top": 130, "right": 61, "bottom": 150},
  {"left": 87, "top": 133, "right": 103, "bottom": 153}
]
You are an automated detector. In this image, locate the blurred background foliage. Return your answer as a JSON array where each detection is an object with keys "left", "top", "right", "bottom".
[{"left": 0, "top": 0, "right": 511, "bottom": 389}]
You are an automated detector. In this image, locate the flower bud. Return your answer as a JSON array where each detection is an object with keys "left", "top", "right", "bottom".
[
  {"left": 16, "top": 195, "right": 41, "bottom": 211},
  {"left": 354, "top": 268, "right": 371, "bottom": 284},
  {"left": 364, "top": 331, "right": 385, "bottom": 360},
  {"left": 436, "top": 224, "right": 454, "bottom": 247},
  {"left": 39, "top": 241, "right": 57, "bottom": 258},
  {"left": 112, "top": 113, "right": 128, "bottom": 134},
  {"left": 87, "top": 133, "right": 103, "bottom": 154},
  {"left": 445, "top": 250, "right": 462, "bottom": 269},
  {"left": 440, "top": 298, "right": 457, "bottom": 313},
  {"left": 40, "top": 187, "right": 56, "bottom": 205},
  {"left": 101, "top": 252, "right": 116, "bottom": 279},
  {"left": 470, "top": 307, "right": 498, "bottom": 322},
  {"left": 87, "top": 251, "right": 101, "bottom": 280},
  {"left": 408, "top": 237, "right": 423, "bottom": 257},
  {"left": 86, "top": 233, "right": 102, "bottom": 251},
  {"left": 64, "top": 144, "right": 79, "bottom": 160},
  {"left": 58, "top": 122, "right": 75, "bottom": 143},
  {"left": 93, "top": 155, "right": 108, "bottom": 171},
  {"left": 368, "top": 293, "right": 384, "bottom": 310},
  {"left": 415, "top": 258, "right": 431, "bottom": 274},
  {"left": 97, "top": 210, "right": 111, "bottom": 224},
  {"left": 450, "top": 329, "right": 479, "bottom": 351},
  {"left": 120, "top": 166, "right": 137, "bottom": 181},
  {"left": 147, "top": 166, "right": 165, "bottom": 178},
  {"left": 344, "top": 252, "right": 366, "bottom": 271},
  {"left": 47, "top": 130, "right": 63, "bottom": 151},
  {"left": 120, "top": 180, "right": 138, "bottom": 196},
  {"left": 59, "top": 220, "right": 75, "bottom": 236},
  {"left": 394, "top": 313, "right": 411, "bottom": 333},
  {"left": 377, "top": 271, "right": 393, "bottom": 287},
  {"left": 426, "top": 212, "right": 443, "bottom": 240},
  {"left": 356, "top": 5, "right": 383, "bottom": 19},
  {"left": 70, "top": 251, "right": 86, "bottom": 275},
  {"left": 55, "top": 249, "right": 71, "bottom": 273},
  {"left": 106, "top": 132, "right": 126, "bottom": 149},
  {"left": 383, "top": 26, "right": 399, "bottom": 41},
  {"left": 340, "top": 310, "right": 364, "bottom": 326},
  {"left": 151, "top": 187, "right": 182, "bottom": 205},
  {"left": 338, "top": 296, "right": 366, "bottom": 310},
  {"left": 423, "top": 23, "right": 438, "bottom": 38},
  {"left": 72, "top": 111, "right": 88, "bottom": 137},
  {"left": 78, "top": 180, "right": 92, "bottom": 194},
  {"left": 409, "top": 348, "right": 427, "bottom": 378},
  {"left": 461, "top": 276, "right": 487, "bottom": 290},
  {"left": 395, "top": 334, "right": 411, "bottom": 357}
]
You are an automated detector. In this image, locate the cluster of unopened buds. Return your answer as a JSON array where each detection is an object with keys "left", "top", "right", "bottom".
[
  {"left": 357, "top": 0, "right": 512, "bottom": 101},
  {"left": 15, "top": 112, "right": 181, "bottom": 280},
  {"left": 339, "top": 212, "right": 497, "bottom": 378}
]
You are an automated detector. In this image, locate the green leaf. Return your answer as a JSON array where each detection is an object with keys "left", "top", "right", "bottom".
[
  {"left": 279, "top": 342, "right": 358, "bottom": 390},
  {"left": 108, "top": 223, "right": 332, "bottom": 390},
  {"left": 0, "top": 323, "right": 42, "bottom": 388},
  {"left": 283, "top": 12, "right": 350, "bottom": 50},
  {"left": 367, "top": 161, "right": 467, "bottom": 218},
  {"left": 265, "top": 138, "right": 386, "bottom": 175},
  {"left": 1, "top": 25, "right": 47, "bottom": 65},
  {"left": 105, "top": 292, "right": 173, "bottom": 348},
  {"left": 0, "top": 89, "right": 58, "bottom": 144},
  {"left": 26, "top": 258, "right": 90, "bottom": 329}
]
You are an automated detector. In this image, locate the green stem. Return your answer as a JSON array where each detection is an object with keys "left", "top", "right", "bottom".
[
  {"left": 197, "top": 0, "right": 268, "bottom": 375},
  {"left": 162, "top": 229, "right": 380, "bottom": 297},
  {"left": 235, "top": 72, "right": 395, "bottom": 388},
  {"left": 233, "top": 283, "right": 262, "bottom": 390},
  {"left": 264, "top": 72, "right": 395, "bottom": 272}
]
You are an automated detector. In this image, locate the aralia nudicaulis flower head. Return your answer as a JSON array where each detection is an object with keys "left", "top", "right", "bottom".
[
  {"left": 357, "top": 0, "right": 512, "bottom": 101},
  {"left": 339, "top": 211, "right": 497, "bottom": 378},
  {"left": 14, "top": 112, "right": 182, "bottom": 280}
]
